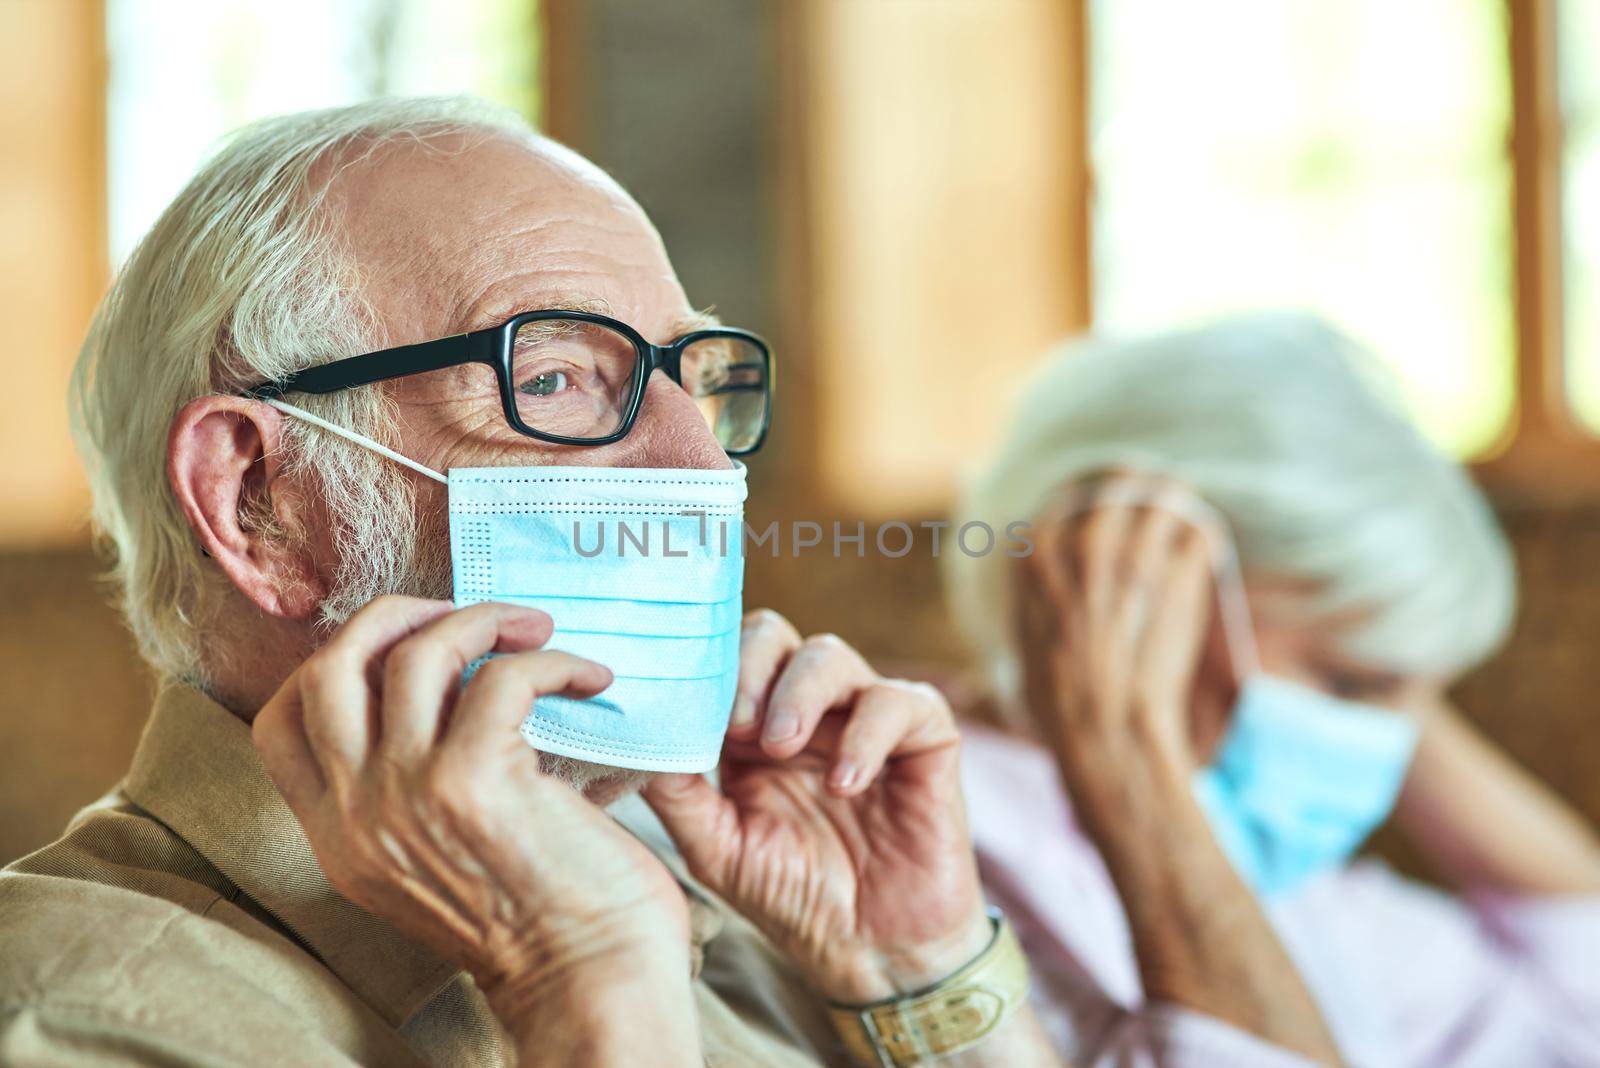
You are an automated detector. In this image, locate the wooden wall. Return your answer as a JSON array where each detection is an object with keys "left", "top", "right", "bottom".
[
  {"left": 5, "top": 506, "right": 1600, "bottom": 867},
  {"left": 0, "top": 0, "right": 105, "bottom": 547}
]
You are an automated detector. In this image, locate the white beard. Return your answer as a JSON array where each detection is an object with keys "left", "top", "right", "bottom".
[{"left": 539, "top": 752, "right": 653, "bottom": 802}]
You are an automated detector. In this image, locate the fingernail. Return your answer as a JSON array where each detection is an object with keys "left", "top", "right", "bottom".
[
  {"left": 729, "top": 694, "right": 756, "bottom": 731},
  {"left": 764, "top": 709, "right": 800, "bottom": 743},
  {"left": 829, "top": 760, "right": 860, "bottom": 792}
]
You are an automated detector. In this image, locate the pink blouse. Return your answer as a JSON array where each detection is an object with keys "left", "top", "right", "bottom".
[{"left": 960, "top": 724, "right": 1600, "bottom": 1068}]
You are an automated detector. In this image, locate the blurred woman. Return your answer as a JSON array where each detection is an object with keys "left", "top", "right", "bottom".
[{"left": 944, "top": 312, "right": 1600, "bottom": 1067}]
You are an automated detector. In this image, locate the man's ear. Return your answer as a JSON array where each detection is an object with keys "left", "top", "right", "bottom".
[{"left": 167, "top": 396, "right": 327, "bottom": 620}]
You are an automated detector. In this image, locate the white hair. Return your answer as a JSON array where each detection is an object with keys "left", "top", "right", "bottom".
[
  {"left": 70, "top": 96, "right": 530, "bottom": 686},
  {"left": 945, "top": 311, "right": 1517, "bottom": 712}
]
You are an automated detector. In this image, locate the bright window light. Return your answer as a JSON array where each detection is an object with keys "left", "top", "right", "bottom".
[
  {"left": 1089, "top": 0, "right": 1514, "bottom": 457},
  {"left": 106, "top": 0, "right": 540, "bottom": 266},
  {"left": 1560, "top": 0, "right": 1600, "bottom": 433}
]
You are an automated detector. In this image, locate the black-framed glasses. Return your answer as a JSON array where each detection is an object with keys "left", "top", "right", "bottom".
[{"left": 243, "top": 310, "right": 773, "bottom": 455}]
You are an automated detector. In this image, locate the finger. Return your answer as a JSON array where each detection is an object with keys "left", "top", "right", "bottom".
[
  {"left": 1120, "top": 498, "right": 1185, "bottom": 583},
  {"left": 641, "top": 773, "right": 742, "bottom": 889},
  {"left": 761, "top": 633, "right": 876, "bottom": 758},
  {"left": 321, "top": 594, "right": 458, "bottom": 665},
  {"left": 447, "top": 649, "right": 613, "bottom": 763},
  {"left": 251, "top": 686, "right": 326, "bottom": 813},
  {"left": 297, "top": 596, "right": 456, "bottom": 781},
  {"left": 1012, "top": 548, "right": 1064, "bottom": 651},
  {"left": 1139, "top": 527, "right": 1216, "bottom": 707},
  {"left": 1075, "top": 506, "right": 1133, "bottom": 633},
  {"left": 1018, "top": 511, "right": 1074, "bottom": 611},
  {"left": 1021, "top": 509, "right": 1097, "bottom": 671},
  {"left": 1081, "top": 469, "right": 1185, "bottom": 587},
  {"left": 1012, "top": 561, "right": 1060, "bottom": 688},
  {"left": 1069, "top": 506, "right": 1139, "bottom": 724},
  {"left": 728, "top": 608, "right": 802, "bottom": 739},
  {"left": 1108, "top": 506, "right": 1183, "bottom": 659},
  {"left": 827, "top": 680, "right": 957, "bottom": 795},
  {"left": 378, "top": 602, "right": 554, "bottom": 761},
  {"left": 1103, "top": 506, "right": 1186, "bottom": 723}
]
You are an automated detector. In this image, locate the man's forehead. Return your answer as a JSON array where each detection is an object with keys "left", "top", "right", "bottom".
[
  {"left": 323, "top": 132, "right": 687, "bottom": 344},
  {"left": 457, "top": 291, "right": 720, "bottom": 338}
]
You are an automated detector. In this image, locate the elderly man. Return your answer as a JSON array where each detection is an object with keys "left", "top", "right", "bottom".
[{"left": 0, "top": 99, "right": 1058, "bottom": 1067}]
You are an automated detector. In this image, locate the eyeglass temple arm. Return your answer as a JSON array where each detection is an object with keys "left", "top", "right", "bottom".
[{"left": 243, "top": 331, "right": 493, "bottom": 399}]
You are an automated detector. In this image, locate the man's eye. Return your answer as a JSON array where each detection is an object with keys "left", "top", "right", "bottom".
[{"left": 520, "top": 371, "right": 569, "bottom": 397}]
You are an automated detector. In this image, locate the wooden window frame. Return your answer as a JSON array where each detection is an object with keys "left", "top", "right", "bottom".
[{"left": 1473, "top": 0, "right": 1600, "bottom": 504}]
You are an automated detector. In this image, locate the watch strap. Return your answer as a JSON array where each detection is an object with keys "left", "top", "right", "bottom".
[{"left": 826, "top": 909, "right": 1029, "bottom": 1067}]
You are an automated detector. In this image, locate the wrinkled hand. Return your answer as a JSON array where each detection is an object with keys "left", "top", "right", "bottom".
[
  {"left": 1013, "top": 475, "right": 1235, "bottom": 798},
  {"left": 252, "top": 597, "right": 691, "bottom": 1015},
  {"left": 643, "top": 609, "right": 989, "bottom": 1004},
  {"left": 1017, "top": 481, "right": 1349, "bottom": 1068}
]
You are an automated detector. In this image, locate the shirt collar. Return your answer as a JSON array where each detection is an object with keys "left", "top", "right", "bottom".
[
  {"left": 122, "top": 685, "right": 722, "bottom": 1027},
  {"left": 122, "top": 685, "right": 461, "bottom": 1026}
]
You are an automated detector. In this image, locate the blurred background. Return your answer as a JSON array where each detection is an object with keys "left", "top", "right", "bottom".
[{"left": 2, "top": 0, "right": 1596, "bottom": 865}]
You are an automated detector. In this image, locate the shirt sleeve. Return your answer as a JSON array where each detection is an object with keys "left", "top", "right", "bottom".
[
  {"left": 1263, "top": 861, "right": 1600, "bottom": 1066},
  {"left": 0, "top": 999, "right": 393, "bottom": 1068},
  {"left": 0, "top": 1001, "right": 283, "bottom": 1067},
  {"left": 1469, "top": 890, "right": 1600, "bottom": 1052},
  {"left": 1472, "top": 891, "right": 1600, "bottom": 999},
  {"left": 1082, "top": 1001, "right": 1324, "bottom": 1068}
]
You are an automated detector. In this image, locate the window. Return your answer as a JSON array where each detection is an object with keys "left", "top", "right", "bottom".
[
  {"left": 797, "top": 0, "right": 1600, "bottom": 512},
  {"left": 107, "top": 0, "right": 542, "bottom": 264},
  {"left": 1090, "top": 0, "right": 1513, "bottom": 458},
  {"left": 0, "top": 0, "right": 545, "bottom": 548},
  {"left": 1561, "top": 0, "right": 1600, "bottom": 432}
]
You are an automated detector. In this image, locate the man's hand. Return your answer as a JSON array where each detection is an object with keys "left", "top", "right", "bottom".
[
  {"left": 252, "top": 596, "right": 700, "bottom": 1066},
  {"left": 643, "top": 609, "right": 990, "bottom": 1005}
]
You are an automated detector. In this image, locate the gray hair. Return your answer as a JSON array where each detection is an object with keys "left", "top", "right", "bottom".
[
  {"left": 945, "top": 311, "right": 1517, "bottom": 709},
  {"left": 70, "top": 96, "right": 529, "bottom": 685}
]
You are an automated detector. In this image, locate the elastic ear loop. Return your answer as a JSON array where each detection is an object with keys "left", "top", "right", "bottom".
[
  {"left": 265, "top": 400, "right": 751, "bottom": 492},
  {"left": 1049, "top": 482, "right": 1261, "bottom": 682},
  {"left": 264, "top": 398, "right": 448, "bottom": 485}
]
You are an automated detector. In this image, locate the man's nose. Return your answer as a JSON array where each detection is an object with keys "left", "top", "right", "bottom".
[{"left": 604, "top": 372, "right": 733, "bottom": 471}]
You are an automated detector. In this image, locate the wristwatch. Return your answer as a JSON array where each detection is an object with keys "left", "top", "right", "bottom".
[{"left": 825, "top": 909, "right": 1029, "bottom": 1067}]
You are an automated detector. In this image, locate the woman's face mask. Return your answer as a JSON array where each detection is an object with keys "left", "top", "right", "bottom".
[{"left": 1193, "top": 674, "right": 1418, "bottom": 898}]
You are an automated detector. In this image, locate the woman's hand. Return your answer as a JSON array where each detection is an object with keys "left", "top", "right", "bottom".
[
  {"left": 1013, "top": 480, "right": 1226, "bottom": 809},
  {"left": 643, "top": 609, "right": 990, "bottom": 1005},
  {"left": 1013, "top": 478, "right": 1345, "bottom": 1066},
  {"left": 252, "top": 596, "right": 700, "bottom": 1065}
]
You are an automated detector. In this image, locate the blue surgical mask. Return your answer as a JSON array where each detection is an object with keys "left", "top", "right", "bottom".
[
  {"left": 268, "top": 400, "right": 747, "bottom": 773},
  {"left": 1192, "top": 675, "right": 1418, "bottom": 898},
  {"left": 1049, "top": 481, "right": 1420, "bottom": 899}
]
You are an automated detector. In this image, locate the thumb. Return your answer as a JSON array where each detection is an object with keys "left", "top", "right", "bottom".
[{"left": 642, "top": 773, "right": 741, "bottom": 889}]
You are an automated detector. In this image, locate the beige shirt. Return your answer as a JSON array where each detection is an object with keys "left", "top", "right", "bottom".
[{"left": 0, "top": 686, "right": 844, "bottom": 1066}]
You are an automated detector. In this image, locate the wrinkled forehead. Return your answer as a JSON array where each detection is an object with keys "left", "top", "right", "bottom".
[{"left": 321, "top": 131, "right": 690, "bottom": 345}]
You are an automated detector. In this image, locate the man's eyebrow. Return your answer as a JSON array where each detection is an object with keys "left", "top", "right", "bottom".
[
  {"left": 456, "top": 298, "right": 721, "bottom": 339},
  {"left": 460, "top": 294, "right": 616, "bottom": 333}
]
